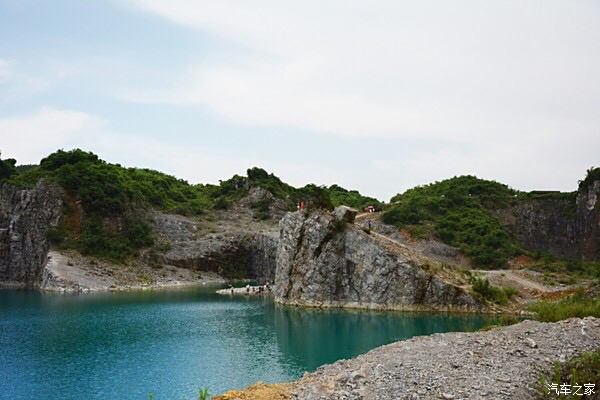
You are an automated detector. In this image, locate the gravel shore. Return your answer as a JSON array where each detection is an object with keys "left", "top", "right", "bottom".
[{"left": 291, "top": 317, "right": 600, "bottom": 400}]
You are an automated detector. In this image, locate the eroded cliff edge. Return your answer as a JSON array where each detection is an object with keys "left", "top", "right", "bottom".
[
  {"left": 273, "top": 208, "right": 483, "bottom": 312},
  {"left": 0, "top": 181, "right": 62, "bottom": 288}
]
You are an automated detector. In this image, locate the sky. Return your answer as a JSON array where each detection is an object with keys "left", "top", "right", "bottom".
[{"left": 0, "top": 0, "right": 599, "bottom": 201}]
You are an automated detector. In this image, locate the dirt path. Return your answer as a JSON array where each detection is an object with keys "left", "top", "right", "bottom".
[{"left": 474, "top": 269, "right": 557, "bottom": 295}]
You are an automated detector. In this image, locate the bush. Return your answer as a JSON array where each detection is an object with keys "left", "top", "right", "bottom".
[
  {"left": 384, "top": 176, "right": 519, "bottom": 268},
  {"left": 327, "top": 184, "right": 382, "bottom": 210},
  {"left": 471, "top": 277, "right": 517, "bottom": 305},
  {"left": 0, "top": 157, "right": 16, "bottom": 181}
]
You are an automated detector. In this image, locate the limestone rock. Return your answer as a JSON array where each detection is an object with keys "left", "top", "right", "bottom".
[
  {"left": 273, "top": 210, "right": 483, "bottom": 311},
  {"left": 333, "top": 206, "right": 358, "bottom": 224},
  {"left": 0, "top": 181, "right": 63, "bottom": 287},
  {"left": 153, "top": 212, "right": 278, "bottom": 283}
]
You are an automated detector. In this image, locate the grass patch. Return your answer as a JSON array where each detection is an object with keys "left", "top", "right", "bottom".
[
  {"left": 537, "top": 348, "right": 600, "bottom": 399},
  {"left": 528, "top": 290, "right": 600, "bottom": 322}
]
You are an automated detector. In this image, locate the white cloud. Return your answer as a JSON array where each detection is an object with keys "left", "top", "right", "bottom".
[
  {"left": 126, "top": 0, "right": 600, "bottom": 141},
  {"left": 0, "top": 107, "right": 103, "bottom": 164}
]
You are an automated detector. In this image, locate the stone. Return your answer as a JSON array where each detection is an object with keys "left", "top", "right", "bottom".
[
  {"left": 273, "top": 210, "right": 484, "bottom": 311},
  {"left": 289, "top": 318, "right": 600, "bottom": 400},
  {"left": 333, "top": 206, "right": 358, "bottom": 224},
  {"left": 0, "top": 181, "right": 62, "bottom": 287}
]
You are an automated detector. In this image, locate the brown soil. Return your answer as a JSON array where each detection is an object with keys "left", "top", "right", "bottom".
[{"left": 213, "top": 382, "right": 292, "bottom": 400}]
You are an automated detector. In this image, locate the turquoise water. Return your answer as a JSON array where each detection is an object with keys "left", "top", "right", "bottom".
[{"left": 0, "top": 288, "right": 492, "bottom": 399}]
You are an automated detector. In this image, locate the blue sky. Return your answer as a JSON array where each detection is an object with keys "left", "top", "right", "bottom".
[{"left": 1, "top": 0, "right": 599, "bottom": 200}]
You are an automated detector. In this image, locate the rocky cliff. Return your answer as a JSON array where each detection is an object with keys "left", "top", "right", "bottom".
[
  {"left": 0, "top": 181, "right": 62, "bottom": 287},
  {"left": 153, "top": 212, "right": 278, "bottom": 283},
  {"left": 577, "top": 179, "right": 600, "bottom": 260},
  {"left": 273, "top": 208, "right": 483, "bottom": 311},
  {"left": 501, "top": 196, "right": 579, "bottom": 259},
  {"left": 500, "top": 177, "right": 600, "bottom": 261}
]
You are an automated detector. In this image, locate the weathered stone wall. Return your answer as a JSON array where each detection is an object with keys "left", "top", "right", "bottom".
[
  {"left": 501, "top": 197, "right": 579, "bottom": 259},
  {"left": 576, "top": 180, "right": 600, "bottom": 260},
  {"left": 274, "top": 209, "right": 483, "bottom": 311},
  {"left": 499, "top": 179, "right": 600, "bottom": 261},
  {"left": 0, "top": 181, "right": 62, "bottom": 287},
  {"left": 153, "top": 213, "right": 278, "bottom": 283}
]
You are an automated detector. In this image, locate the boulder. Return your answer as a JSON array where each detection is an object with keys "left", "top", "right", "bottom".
[{"left": 333, "top": 206, "right": 358, "bottom": 224}]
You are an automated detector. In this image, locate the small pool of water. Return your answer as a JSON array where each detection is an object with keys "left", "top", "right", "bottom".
[{"left": 0, "top": 287, "right": 493, "bottom": 399}]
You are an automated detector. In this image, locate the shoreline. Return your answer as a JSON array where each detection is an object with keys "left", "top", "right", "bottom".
[{"left": 216, "top": 317, "right": 600, "bottom": 400}]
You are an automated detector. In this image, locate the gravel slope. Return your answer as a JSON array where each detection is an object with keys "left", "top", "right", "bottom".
[{"left": 292, "top": 317, "right": 600, "bottom": 400}]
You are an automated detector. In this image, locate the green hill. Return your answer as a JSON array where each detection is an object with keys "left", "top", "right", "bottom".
[
  {"left": 1, "top": 149, "right": 378, "bottom": 261},
  {"left": 383, "top": 176, "right": 523, "bottom": 268}
]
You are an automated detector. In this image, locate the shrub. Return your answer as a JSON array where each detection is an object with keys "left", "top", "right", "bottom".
[
  {"left": 384, "top": 175, "right": 520, "bottom": 268},
  {"left": 0, "top": 157, "right": 16, "bottom": 181},
  {"left": 471, "top": 277, "right": 517, "bottom": 305}
]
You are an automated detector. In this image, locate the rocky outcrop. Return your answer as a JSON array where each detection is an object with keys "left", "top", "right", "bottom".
[
  {"left": 577, "top": 180, "right": 600, "bottom": 260},
  {"left": 0, "top": 181, "right": 62, "bottom": 287},
  {"left": 153, "top": 213, "right": 278, "bottom": 283},
  {"left": 273, "top": 208, "right": 482, "bottom": 311},
  {"left": 291, "top": 317, "right": 600, "bottom": 400},
  {"left": 501, "top": 196, "right": 579, "bottom": 259},
  {"left": 497, "top": 177, "right": 600, "bottom": 261}
]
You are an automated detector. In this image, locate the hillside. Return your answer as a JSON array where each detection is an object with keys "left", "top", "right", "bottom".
[
  {"left": 0, "top": 149, "right": 379, "bottom": 262},
  {"left": 382, "top": 171, "right": 600, "bottom": 274}
]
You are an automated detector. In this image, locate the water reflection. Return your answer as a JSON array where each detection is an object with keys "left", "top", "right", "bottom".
[{"left": 0, "top": 289, "right": 492, "bottom": 399}]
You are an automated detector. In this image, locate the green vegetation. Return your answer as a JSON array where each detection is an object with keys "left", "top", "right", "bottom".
[
  {"left": 470, "top": 276, "right": 518, "bottom": 305},
  {"left": 538, "top": 349, "right": 600, "bottom": 399},
  {"left": 528, "top": 290, "right": 600, "bottom": 322},
  {"left": 0, "top": 155, "right": 16, "bottom": 181},
  {"left": 214, "top": 167, "right": 335, "bottom": 212},
  {"left": 528, "top": 252, "right": 600, "bottom": 281},
  {"left": 9, "top": 149, "right": 217, "bottom": 261},
  {"left": 383, "top": 176, "right": 520, "bottom": 268},
  {"left": 147, "top": 388, "right": 211, "bottom": 400},
  {"left": 6, "top": 149, "right": 376, "bottom": 262},
  {"left": 198, "top": 388, "right": 210, "bottom": 400},
  {"left": 579, "top": 166, "right": 600, "bottom": 190},
  {"left": 326, "top": 184, "right": 381, "bottom": 210}
]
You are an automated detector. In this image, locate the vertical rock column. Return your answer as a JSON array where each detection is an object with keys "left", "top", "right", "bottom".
[
  {"left": 577, "top": 179, "right": 600, "bottom": 261},
  {"left": 0, "top": 181, "right": 62, "bottom": 287}
]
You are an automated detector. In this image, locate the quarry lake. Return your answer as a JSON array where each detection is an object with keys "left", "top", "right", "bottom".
[{"left": 0, "top": 287, "right": 492, "bottom": 399}]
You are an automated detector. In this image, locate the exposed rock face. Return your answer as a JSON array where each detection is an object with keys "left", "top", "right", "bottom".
[
  {"left": 499, "top": 178, "right": 600, "bottom": 261},
  {"left": 0, "top": 181, "right": 62, "bottom": 287},
  {"left": 501, "top": 197, "right": 579, "bottom": 259},
  {"left": 274, "top": 210, "right": 482, "bottom": 311},
  {"left": 577, "top": 180, "right": 600, "bottom": 260},
  {"left": 333, "top": 206, "right": 357, "bottom": 223},
  {"left": 153, "top": 213, "right": 278, "bottom": 283}
]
